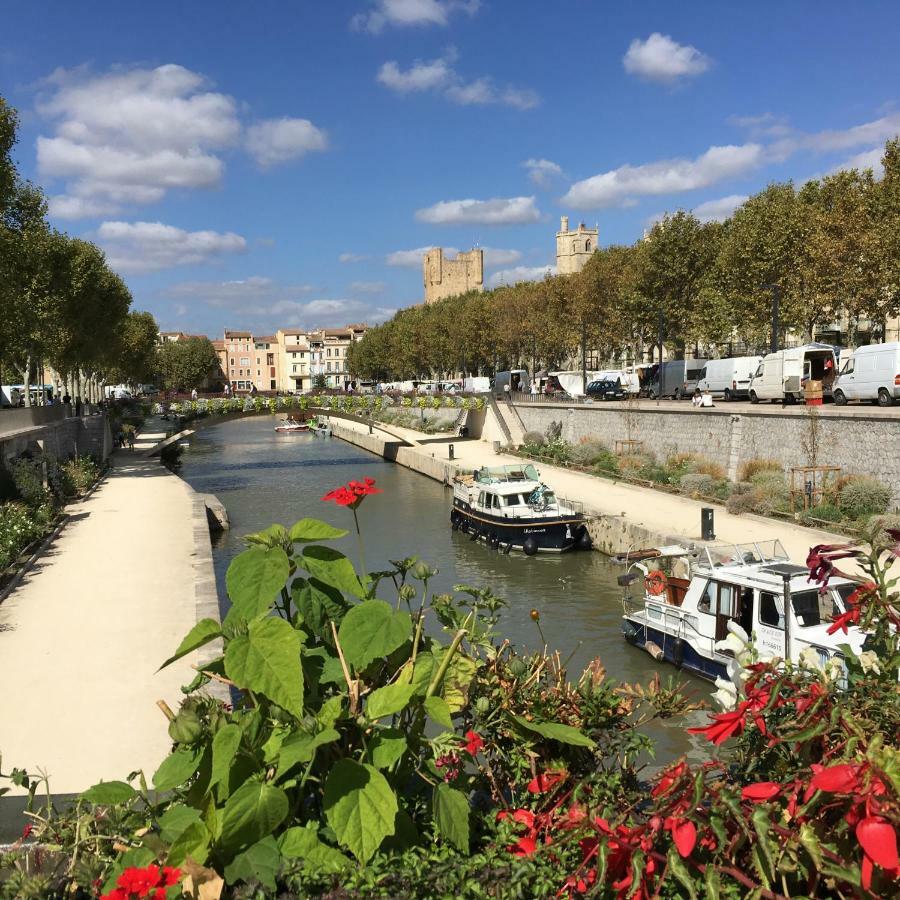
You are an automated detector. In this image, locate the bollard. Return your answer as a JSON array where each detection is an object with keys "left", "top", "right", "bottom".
[
  {"left": 448, "top": 443, "right": 455, "bottom": 460},
  {"left": 493, "top": 440, "right": 501, "bottom": 454},
  {"left": 701, "top": 507, "right": 715, "bottom": 540}
]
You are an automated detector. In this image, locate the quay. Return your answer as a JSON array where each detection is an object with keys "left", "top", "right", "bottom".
[{"left": 0, "top": 420, "right": 220, "bottom": 822}]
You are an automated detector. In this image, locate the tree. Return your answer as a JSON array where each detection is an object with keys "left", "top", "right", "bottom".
[
  {"left": 0, "top": 96, "right": 17, "bottom": 217},
  {"left": 312, "top": 373, "right": 327, "bottom": 390},
  {"left": 156, "top": 337, "right": 220, "bottom": 392},
  {"left": 106, "top": 311, "right": 160, "bottom": 386}
]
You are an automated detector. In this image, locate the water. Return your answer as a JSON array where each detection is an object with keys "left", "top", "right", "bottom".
[{"left": 178, "top": 416, "right": 709, "bottom": 760}]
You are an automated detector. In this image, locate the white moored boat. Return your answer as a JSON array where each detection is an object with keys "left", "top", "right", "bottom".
[
  {"left": 619, "top": 541, "right": 866, "bottom": 681},
  {"left": 451, "top": 464, "right": 592, "bottom": 555},
  {"left": 274, "top": 418, "right": 310, "bottom": 433}
]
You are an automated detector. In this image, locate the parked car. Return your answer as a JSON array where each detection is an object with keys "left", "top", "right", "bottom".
[
  {"left": 586, "top": 378, "right": 626, "bottom": 400},
  {"left": 833, "top": 342, "right": 900, "bottom": 406},
  {"left": 748, "top": 344, "right": 837, "bottom": 403},
  {"left": 697, "top": 356, "right": 762, "bottom": 401}
]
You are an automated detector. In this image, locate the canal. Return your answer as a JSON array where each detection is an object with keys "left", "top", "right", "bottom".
[{"left": 179, "top": 416, "right": 709, "bottom": 760}]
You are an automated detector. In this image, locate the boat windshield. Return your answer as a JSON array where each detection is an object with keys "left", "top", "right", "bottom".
[
  {"left": 701, "top": 540, "right": 788, "bottom": 568},
  {"left": 474, "top": 464, "right": 540, "bottom": 484},
  {"left": 791, "top": 589, "right": 841, "bottom": 628}
]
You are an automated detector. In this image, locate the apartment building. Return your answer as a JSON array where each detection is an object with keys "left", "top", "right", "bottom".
[
  {"left": 221, "top": 330, "right": 280, "bottom": 392},
  {"left": 308, "top": 324, "right": 368, "bottom": 389},
  {"left": 277, "top": 329, "right": 311, "bottom": 393}
]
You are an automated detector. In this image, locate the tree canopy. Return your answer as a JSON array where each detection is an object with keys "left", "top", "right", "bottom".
[{"left": 156, "top": 337, "right": 221, "bottom": 392}]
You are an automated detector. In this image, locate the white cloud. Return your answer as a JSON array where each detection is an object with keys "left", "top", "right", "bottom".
[
  {"left": 164, "top": 276, "right": 315, "bottom": 308},
  {"left": 481, "top": 247, "right": 522, "bottom": 267},
  {"left": 831, "top": 147, "right": 885, "bottom": 177},
  {"left": 269, "top": 298, "right": 397, "bottom": 329},
  {"left": 728, "top": 112, "right": 791, "bottom": 138},
  {"left": 377, "top": 51, "right": 538, "bottom": 109},
  {"left": 352, "top": 0, "right": 479, "bottom": 34},
  {"left": 562, "top": 144, "right": 763, "bottom": 209},
  {"left": 692, "top": 194, "right": 748, "bottom": 222},
  {"left": 97, "top": 221, "right": 247, "bottom": 273},
  {"left": 339, "top": 253, "right": 369, "bottom": 263},
  {"left": 386, "top": 245, "right": 458, "bottom": 267},
  {"left": 803, "top": 112, "right": 900, "bottom": 153},
  {"left": 350, "top": 281, "right": 386, "bottom": 293},
  {"left": 623, "top": 33, "right": 711, "bottom": 83},
  {"left": 416, "top": 196, "right": 540, "bottom": 225},
  {"left": 245, "top": 117, "right": 328, "bottom": 167},
  {"left": 36, "top": 64, "right": 239, "bottom": 217},
  {"left": 523, "top": 158, "right": 563, "bottom": 187},
  {"left": 488, "top": 264, "right": 555, "bottom": 288}
]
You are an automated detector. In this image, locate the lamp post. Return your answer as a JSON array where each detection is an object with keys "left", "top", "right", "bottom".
[
  {"left": 762, "top": 283, "right": 781, "bottom": 354},
  {"left": 656, "top": 309, "right": 665, "bottom": 407}
]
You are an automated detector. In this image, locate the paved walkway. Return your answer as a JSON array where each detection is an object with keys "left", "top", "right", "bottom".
[
  {"left": 337, "top": 417, "right": 868, "bottom": 574},
  {"left": 0, "top": 429, "right": 207, "bottom": 797}
]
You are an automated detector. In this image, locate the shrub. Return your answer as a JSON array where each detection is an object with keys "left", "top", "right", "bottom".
[
  {"left": 9, "top": 457, "right": 51, "bottom": 507},
  {"left": 726, "top": 481, "right": 789, "bottom": 517},
  {"left": 679, "top": 473, "right": 717, "bottom": 498},
  {"left": 0, "top": 501, "right": 46, "bottom": 569},
  {"left": 803, "top": 502, "right": 844, "bottom": 523},
  {"left": 592, "top": 449, "right": 620, "bottom": 475},
  {"left": 738, "top": 457, "right": 782, "bottom": 482},
  {"left": 616, "top": 451, "right": 656, "bottom": 475},
  {"left": 522, "top": 430, "right": 545, "bottom": 447},
  {"left": 159, "top": 443, "right": 183, "bottom": 473},
  {"left": 61, "top": 455, "right": 101, "bottom": 497},
  {"left": 838, "top": 476, "right": 893, "bottom": 520},
  {"left": 568, "top": 439, "right": 609, "bottom": 467}
]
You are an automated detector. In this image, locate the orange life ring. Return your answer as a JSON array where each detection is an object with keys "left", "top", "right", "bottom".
[{"left": 645, "top": 571, "right": 668, "bottom": 596}]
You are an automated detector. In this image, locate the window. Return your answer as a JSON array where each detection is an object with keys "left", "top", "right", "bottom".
[
  {"left": 293, "top": 364, "right": 298, "bottom": 373},
  {"left": 791, "top": 590, "right": 838, "bottom": 628},
  {"left": 267, "top": 354, "right": 274, "bottom": 365},
  {"left": 270, "top": 380, "right": 276, "bottom": 390},
  {"left": 240, "top": 357, "right": 250, "bottom": 366},
  {"left": 585, "top": 239, "right": 591, "bottom": 252},
  {"left": 327, "top": 348, "right": 331, "bottom": 357},
  {"left": 257, "top": 369, "right": 261, "bottom": 376},
  {"left": 503, "top": 494, "right": 521, "bottom": 506},
  {"left": 256, "top": 357, "right": 260, "bottom": 365},
  {"left": 759, "top": 592, "right": 784, "bottom": 629},
  {"left": 841, "top": 358, "right": 855, "bottom": 375},
  {"left": 698, "top": 581, "right": 735, "bottom": 616},
  {"left": 327, "top": 362, "right": 332, "bottom": 371},
  {"left": 478, "top": 491, "right": 487, "bottom": 507},
  {"left": 230, "top": 358, "right": 235, "bottom": 366}
]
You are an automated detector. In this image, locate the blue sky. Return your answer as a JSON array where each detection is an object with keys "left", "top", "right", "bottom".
[{"left": 3, "top": 0, "right": 899, "bottom": 337}]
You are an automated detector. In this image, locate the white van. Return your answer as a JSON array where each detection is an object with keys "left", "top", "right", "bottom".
[
  {"left": 833, "top": 342, "right": 900, "bottom": 407},
  {"left": 698, "top": 356, "right": 762, "bottom": 401},
  {"left": 748, "top": 344, "right": 837, "bottom": 403}
]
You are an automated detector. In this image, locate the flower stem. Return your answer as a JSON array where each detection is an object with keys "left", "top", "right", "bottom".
[{"left": 351, "top": 507, "right": 368, "bottom": 592}]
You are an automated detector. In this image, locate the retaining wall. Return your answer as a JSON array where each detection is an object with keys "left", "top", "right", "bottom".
[
  {"left": 0, "top": 414, "right": 112, "bottom": 464},
  {"left": 512, "top": 403, "right": 900, "bottom": 506}
]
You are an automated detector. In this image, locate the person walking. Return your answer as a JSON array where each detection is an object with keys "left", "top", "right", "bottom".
[
  {"left": 223, "top": 382, "right": 231, "bottom": 398},
  {"left": 191, "top": 387, "right": 198, "bottom": 401}
]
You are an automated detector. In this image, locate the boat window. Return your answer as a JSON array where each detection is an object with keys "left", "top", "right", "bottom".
[
  {"left": 759, "top": 592, "right": 784, "bottom": 629},
  {"left": 477, "top": 491, "right": 487, "bottom": 507},
  {"left": 542, "top": 491, "right": 556, "bottom": 505},
  {"left": 503, "top": 494, "right": 521, "bottom": 506},
  {"left": 791, "top": 590, "right": 838, "bottom": 627},
  {"left": 697, "top": 580, "right": 717, "bottom": 614},
  {"left": 834, "top": 583, "right": 856, "bottom": 609},
  {"left": 492, "top": 495, "right": 502, "bottom": 510}
]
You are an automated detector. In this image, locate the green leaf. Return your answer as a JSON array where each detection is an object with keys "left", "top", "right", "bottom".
[
  {"left": 220, "top": 781, "right": 290, "bottom": 853},
  {"left": 162, "top": 807, "right": 210, "bottom": 866},
  {"left": 245, "top": 524, "right": 289, "bottom": 548},
  {"left": 159, "top": 804, "right": 202, "bottom": 842},
  {"left": 751, "top": 806, "right": 775, "bottom": 883},
  {"left": 323, "top": 759, "right": 397, "bottom": 863},
  {"left": 338, "top": 600, "right": 411, "bottom": 671},
  {"left": 799, "top": 822, "right": 823, "bottom": 869},
  {"left": 224, "top": 835, "right": 280, "bottom": 890},
  {"left": 277, "top": 728, "right": 340, "bottom": 779},
  {"left": 366, "top": 683, "right": 416, "bottom": 719},
  {"left": 407, "top": 652, "right": 436, "bottom": 695},
  {"left": 80, "top": 780, "right": 136, "bottom": 805},
  {"left": 510, "top": 714, "right": 595, "bottom": 748},
  {"left": 293, "top": 578, "right": 347, "bottom": 637},
  {"left": 433, "top": 783, "right": 469, "bottom": 852},
  {"left": 320, "top": 654, "right": 346, "bottom": 685},
  {"left": 225, "top": 547, "right": 290, "bottom": 621},
  {"left": 666, "top": 845, "right": 698, "bottom": 900},
  {"left": 279, "top": 825, "right": 351, "bottom": 872},
  {"left": 433, "top": 648, "right": 476, "bottom": 711},
  {"left": 424, "top": 696, "right": 453, "bottom": 730},
  {"left": 704, "top": 864, "right": 721, "bottom": 900},
  {"left": 159, "top": 618, "right": 221, "bottom": 670},
  {"left": 369, "top": 729, "right": 407, "bottom": 769},
  {"left": 318, "top": 696, "right": 344, "bottom": 728},
  {"left": 153, "top": 747, "right": 202, "bottom": 792},
  {"left": 290, "top": 518, "right": 348, "bottom": 543},
  {"left": 302, "top": 545, "right": 366, "bottom": 599},
  {"left": 225, "top": 616, "right": 303, "bottom": 718},
  {"left": 210, "top": 723, "right": 242, "bottom": 790}
]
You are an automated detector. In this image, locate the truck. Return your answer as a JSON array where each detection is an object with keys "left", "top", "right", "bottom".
[
  {"left": 833, "top": 342, "right": 900, "bottom": 406},
  {"left": 748, "top": 344, "right": 837, "bottom": 404},
  {"left": 697, "top": 356, "right": 763, "bottom": 401}
]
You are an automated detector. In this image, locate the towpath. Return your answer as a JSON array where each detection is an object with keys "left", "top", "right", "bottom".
[
  {"left": 0, "top": 421, "right": 216, "bottom": 802},
  {"left": 334, "top": 417, "right": 861, "bottom": 569}
]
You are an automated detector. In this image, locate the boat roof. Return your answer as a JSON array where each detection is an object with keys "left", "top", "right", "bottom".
[{"left": 472, "top": 464, "right": 541, "bottom": 484}]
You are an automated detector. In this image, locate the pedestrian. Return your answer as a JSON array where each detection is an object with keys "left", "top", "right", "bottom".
[
  {"left": 701, "top": 389, "right": 714, "bottom": 408},
  {"left": 62, "top": 392, "right": 71, "bottom": 406},
  {"left": 191, "top": 388, "right": 198, "bottom": 401},
  {"left": 74, "top": 396, "right": 82, "bottom": 417},
  {"left": 503, "top": 382, "right": 511, "bottom": 399},
  {"left": 224, "top": 382, "right": 231, "bottom": 398},
  {"left": 531, "top": 380, "right": 538, "bottom": 397},
  {"left": 691, "top": 388, "right": 702, "bottom": 407}
]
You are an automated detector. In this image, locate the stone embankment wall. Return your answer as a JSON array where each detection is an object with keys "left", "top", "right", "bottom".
[
  {"left": 0, "top": 413, "right": 112, "bottom": 463},
  {"left": 511, "top": 403, "right": 900, "bottom": 506}
]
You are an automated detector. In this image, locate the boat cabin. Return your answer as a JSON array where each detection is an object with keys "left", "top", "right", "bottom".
[{"left": 453, "top": 465, "right": 581, "bottom": 519}]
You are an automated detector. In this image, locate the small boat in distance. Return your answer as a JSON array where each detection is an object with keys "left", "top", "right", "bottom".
[
  {"left": 619, "top": 540, "right": 865, "bottom": 681},
  {"left": 310, "top": 417, "right": 332, "bottom": 437},
  {"left": 274, "top": 418, "right": 310, "bottom": 433},
  {"left": 451, "top": 464, "right": 592, "bottom": 555}
]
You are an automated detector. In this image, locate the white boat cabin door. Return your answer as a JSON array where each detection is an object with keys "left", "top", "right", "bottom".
[
  {"left": 697, "top": 579, "right": 756, "bottom": 644},
  {"left": 754, "top": 590, "right": 787, "bottom": 658}
]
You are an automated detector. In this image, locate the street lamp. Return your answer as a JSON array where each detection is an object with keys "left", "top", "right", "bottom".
[{"left": 761, "top": 283, "right": 781, "bottom": 354}]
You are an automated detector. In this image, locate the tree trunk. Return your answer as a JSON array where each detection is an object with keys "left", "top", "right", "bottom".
[{"left": 21, "top": 355, "right": 32, "bottom": 407}]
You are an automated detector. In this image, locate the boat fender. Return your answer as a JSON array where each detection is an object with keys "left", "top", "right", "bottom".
[
  {"left": 523, "top": 536, "right": 538, "bottom": 556},
  {"left": 469, "top": 528, "right": 479, "bottom": 542},
  {"left": 621, "top": 621, "right": 640, "bottom": 643},
  {"left": 645, "top": 571, "right": 668, "bottom": 596},
  {"left": 577, "top": 526, "right": 593, "bottom": 550},
  {"left": 503, "top": 542, "right": 512, "bottom": 554},
  {"left": 672, "top": 638, "right": 685, "bottom": 668},
  {"left": 645, "top": 641, "right": 665, "bottom": 661},
  {"left": 450, "top": 511, "right": 460, "bottom": 530},
  {"left": 490, "top": 534, "right": 499, "bottom": 549}
]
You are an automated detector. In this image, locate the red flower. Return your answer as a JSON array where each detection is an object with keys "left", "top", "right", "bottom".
[
  {"left": 885, "top": 528, "right": 900, "bottom": 557},
  {"left": 322, "top": 477, "right": 382, "bottom": 509},
  {"left": 857, "top": 816, "right": 899, "bottom": 890},
  {"left": 665, "top": 817, "right": 696, "bottom": 858},
  {"left": 21, "top": 823, "right": 33, "bottom": 840},
  {"left": 463, "top": 730, "right": 484, "bottom": 756},
  {"left": 652, "top": 760, "right": 687, "bottom": 797},
  {"left": 809, "top": 763, "right": 863, "bottom": 794},
  {"left": 510, "top": 835, "right": 538, "bottom": 856},
  {"left": 511, "top": 808, "right": 536, "bottom": 828},
  {"left": 806, "top": 543, "right": 859, "bottom": 590},
  {"left": 101, "top": 864, "right": 181, "bottom": 900},
  {"left": 527, "top": 770, "right": 567, "bottom": 793},
  {"left": 741, "top": 781, "right": 782, "bottom": 803},
  {"left": 687, "top": 702, "right": 749, "bottom": 746}
]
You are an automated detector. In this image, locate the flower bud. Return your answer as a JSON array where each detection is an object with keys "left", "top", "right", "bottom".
[{"left": 530, "top": 608, "right": 540, "bottom": 621}]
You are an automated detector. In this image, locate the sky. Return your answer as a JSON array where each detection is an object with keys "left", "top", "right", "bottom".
[{"left": 2, "top": 0, "right": 900, "bottom": 338}]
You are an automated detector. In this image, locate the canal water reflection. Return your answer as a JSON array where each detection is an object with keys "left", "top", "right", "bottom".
[{"left": 179, "top": 416, "right": 710, "bottom": 761}]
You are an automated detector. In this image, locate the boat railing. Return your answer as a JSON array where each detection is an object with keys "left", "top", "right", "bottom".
[
  {"left": 623, "top": 596, "right": 719, "bottom": 659},
  {"left": 555, "top": 496, "right": 584, "bottom": 516},
  {"left": 697, "top": 540, "right": 788, "bottom": 570}
]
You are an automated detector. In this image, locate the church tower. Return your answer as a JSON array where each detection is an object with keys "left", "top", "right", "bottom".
[{"left": 556, "top": 215, "right": 598, "bottom": 275}]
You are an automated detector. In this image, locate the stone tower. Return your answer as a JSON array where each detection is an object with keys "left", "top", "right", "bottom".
[
  {"left": 423, "top": 248, "right": 484, "bottom": 304},
  {"left": 556, "top": 215, "right": 599, "bottom": 275}
]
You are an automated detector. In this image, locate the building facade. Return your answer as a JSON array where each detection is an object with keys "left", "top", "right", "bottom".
[
  {"left": 555, "top": 216, "right": 598, "bottom": 275},
  {"left": 277, "top": 329, "right": 310, "bottom": 393},
  {"left": 221, "top": 331, "right": 281, "bottom": 393},
  {"left": 423, "top": 248, "right": 484, "bottom": 304}
]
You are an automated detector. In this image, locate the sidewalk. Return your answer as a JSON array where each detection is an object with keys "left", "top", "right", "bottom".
[
  {"left": 337, "top": 417, "right": 859, "bottom": 570},
  {"left": 0, "top": 438, "right": 210, "bottom": 798}
]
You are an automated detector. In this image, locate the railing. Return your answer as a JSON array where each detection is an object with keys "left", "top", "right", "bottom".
[{"left": 623, "top": 595, "right": 718, "bottom": 658}]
